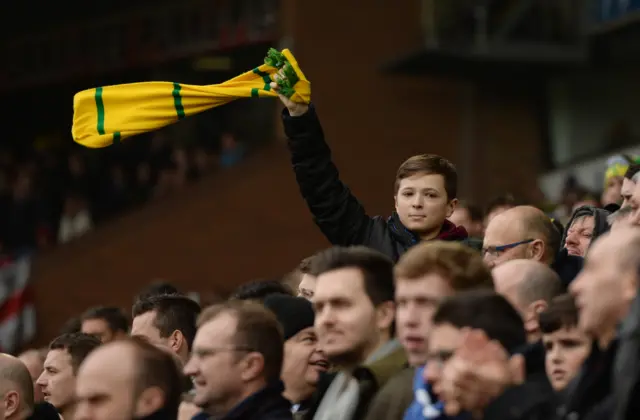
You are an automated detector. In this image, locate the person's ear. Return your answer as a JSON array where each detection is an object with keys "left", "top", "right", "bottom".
[{"left": 446, "top": 198, "right": 459, "bottom": 218}]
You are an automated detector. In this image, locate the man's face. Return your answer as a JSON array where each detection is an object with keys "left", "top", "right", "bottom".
[
  {"left": 183, "top": 313, "right": 246, "bottom": 412},
  {"left": 312, "top": 268, "right": 392, "bottom": 365},
  {"left": 395, "top": 174, "right": 454, "bottom": 234},
  {"left": 75, "top": 345, "right": 137, "bottom": 420},
  {"left": 297, "top": 274, "right": 317, "bottom": 301},
  {"left": 395, "top": 274, "right": 454, "bottom": 366},
  {"left": 621, "top": 178, "right": 635, "bottom": 208},
  {"left": 36, "top": 349, "right": 77, "bottom": 410},
  {"left": 570, "top": 232, "right": 636, "bottom": 338},
  {"left": 81, "top": 318, "right": 116, "bottom": 343},
  {"left": 423, "top": 323, "right": 464, "bottom": 395},
  {"left": 564, "top": 215, "right": 595, "bottom": 257},
  {"left": 281, "top": 327, "right": 329, "bottom": 401},
  {"left": 131, "top": 311, "right": 169, "bottom": 349},
  {"left": 483, "top": 216, "right": 531, "bottom": 269},
  {"left": 18, "top": 351, "right": 44, "bottom": 402},
  {"left": 543, "top": 327, "right": 591, "bottom": 392},
  {"left": 629, "top": 181, "right": 640, "bottom": 226}
]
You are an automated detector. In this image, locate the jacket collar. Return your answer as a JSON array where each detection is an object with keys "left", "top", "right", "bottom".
[{"left": 388, "top": 212, "right": 468, "bottom": 247}]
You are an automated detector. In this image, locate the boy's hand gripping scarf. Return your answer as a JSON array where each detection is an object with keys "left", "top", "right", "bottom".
[{"left": 71, "top": 48, "right": 310, "bottom": 148}]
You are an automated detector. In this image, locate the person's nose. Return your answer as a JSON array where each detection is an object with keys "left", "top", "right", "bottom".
[
  {"left": 565, "top": 231, "right": 578, "bottom": 247},
  {"left": 35, "top": 372, "right": 46, "bottom": 387},
  {"left": 411, "top": 194, "right": 423, "bottom": 208},
  {"left": 316, "top": 306, "right": 336, "bottom": 330},
  {"left": 424, "top": 362, "right": 441, "bottom": 386},
  {"left": 183, "top": 357, "right": 197, "bottom": 377},
  {"left": 548, "top": 346, "right": 563, "bottom": 365},
  {"left": 483, "top": 252, "right": 496, "bottom": 268},
  {"left": 400, "top": 303, "right": 420, "bottom": 328}
]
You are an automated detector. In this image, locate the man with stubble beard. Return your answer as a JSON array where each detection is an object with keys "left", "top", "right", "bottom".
[{"left": 36, "top": 333, "right": 101, "bottom": 420}]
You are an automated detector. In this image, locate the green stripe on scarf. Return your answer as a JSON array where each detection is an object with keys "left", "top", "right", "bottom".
[
  {"left": 95, "top": 87, "right": 105, "bottom": 135},
  {"left": 253, "top": 68, "right": 271, "bottom": 91},
  {"left": 172, "top": 83, "right": 185, "bottom": 120}
]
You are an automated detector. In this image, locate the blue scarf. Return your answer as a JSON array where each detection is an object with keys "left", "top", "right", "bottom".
[{"left": 403, "top": 366, "right": 471, "bottom": 420}]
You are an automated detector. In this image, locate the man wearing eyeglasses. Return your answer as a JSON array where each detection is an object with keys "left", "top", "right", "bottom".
[
  {"left": 482, "top": 206, "right": 561, "bottom": 270},
  {"left": 184, "top": 301, "right": 293, "bottom": 420}
]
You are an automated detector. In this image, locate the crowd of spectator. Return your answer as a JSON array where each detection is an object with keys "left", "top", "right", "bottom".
[{"left": 0, "top": 131, "right": 245, "bottom": 255}]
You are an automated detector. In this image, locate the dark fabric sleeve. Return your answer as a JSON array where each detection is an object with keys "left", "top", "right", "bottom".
[{"left": 282, "top": 105, "right": 374, "bottom": 246}]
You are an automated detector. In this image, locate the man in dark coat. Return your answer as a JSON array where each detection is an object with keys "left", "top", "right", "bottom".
[{"left": 275, "top": 88, "right": 467, "bottom": 262}]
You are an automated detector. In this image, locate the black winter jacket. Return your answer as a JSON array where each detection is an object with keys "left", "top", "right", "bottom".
[{"left": 282, "top": 105, "right": 468, "bottom": 261}]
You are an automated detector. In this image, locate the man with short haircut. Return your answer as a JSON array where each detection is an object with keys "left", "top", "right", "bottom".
[
  {"left": 305, "top": 246, "right": 403, "bottom": 420},
  {"left": 365, "top": 240, "right": 494, "bottom": 420},
  {"left": 483, "top": 206, "right": 561, "bottom": 269},
  {"left": 75, "top": 337, "right": 183, "bottom": 420},
  {"left": 18, "top": 349, "right": 46, "bottom": 403},
  {"left": 36, "top": 332, "right": 101, "bottom": 419},
  {"left": 131, "top": 294, "right": 201, "bottom": 364},
  {"left": 0, "top": 353, "right": 35, "bottom": 419},
  {"left": 184, "top": 301, "right": 292, "bottom": 419},
  {"left": 620, "top": 163, "right": 640, "bottom": 207},
  {"left": 276, "top": 91, "right": 467, "bottom": 262},
  {"left": 492, "top": 259, "right": 564, "bottom": 342},
  {"left": 80, "top": 306, "right": 129, "bottom": 343}
]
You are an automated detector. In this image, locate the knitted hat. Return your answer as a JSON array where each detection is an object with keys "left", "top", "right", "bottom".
[{"left": 263, "top": 294, "right": 315, "bottom": 341}]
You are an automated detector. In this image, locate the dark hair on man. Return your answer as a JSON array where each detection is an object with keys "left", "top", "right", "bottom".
[
  {"left": 458, "top": 200, "right": 484, "bottom": 223},
  {"left": 197, "top": 301, "right": 284, "bottom": 382},
  {"left": 538, "top": 294, "right": 580, "bottom": 334},
  {"left": 135, "top": 282, "right": 180, "bottom": 302},
  {"left": 230, "top": 279, "right": 294, "bottom": 303},
  {"left": 433, "top": 290, "right": 526, "bottom": 353},
  {"left": 312, "top": 246, "right": 395, "bottom": 306},
  {"left": 132, "top": 294, "right": 201, "bottom": 349},
  {"left": 121, "top": 337, "right": 183, "bottom": 419},
  {"left": 48, "top": 333, "right": 102, "bottom": 374},
  {"left": 282, "top": 254, "right": 320, "bottom": 290},
  {"left": 395, "top": 154, "right": 458, "bottom": 200},
  {"left": 80, "top": 306, "right": 129, "bottom": 334},
  {"left": 59, "top": 316, "right": 82, "bottom": 335},
  {"left": 394, "top": 241, "right": 493, "bottom": 291},
  {"left": 625, "top": 163, "right": 640, "bottom": 180},
  {"left": 485, "top": 193, "right": 518, "bottom": 215}
]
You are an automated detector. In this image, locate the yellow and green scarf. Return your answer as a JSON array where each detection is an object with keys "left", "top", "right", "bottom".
[{"left": 71, "top": 48, "right": 310, "bottom": 148}]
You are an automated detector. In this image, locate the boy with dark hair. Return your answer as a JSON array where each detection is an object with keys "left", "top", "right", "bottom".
[{"left": 275, "top": 91, "right": 468, "bottom": 262}]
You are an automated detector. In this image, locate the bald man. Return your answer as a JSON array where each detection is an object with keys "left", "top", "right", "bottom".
[
  {"left": 18, "top": 349, "right": 46, "bottom": 403},
  {"left": 492, "top": 259, "right": 564, "bottom": 342},
  {"left": 0, "top": 353, "right": 35, "bottom": 420},
  {"left": 482, "top": 206, "right": 561, "bottom": 269},
  {"left": 75, "top": 338, "right": 182, "bottom": 420}
]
